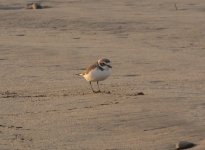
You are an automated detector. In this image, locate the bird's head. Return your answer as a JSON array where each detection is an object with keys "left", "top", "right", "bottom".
[{"left": 98, "top": 58, "right": 112, "bottom": 70}]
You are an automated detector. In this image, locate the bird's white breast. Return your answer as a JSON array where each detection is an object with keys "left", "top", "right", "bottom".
[{"left": 83, "top": 68, "right": 112, "bottom": 82}]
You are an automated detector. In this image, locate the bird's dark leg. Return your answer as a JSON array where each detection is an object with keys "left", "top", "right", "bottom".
[
  {"left": 89, "top": 81, "right": 101, "bottom": 93},
  {"left": 97, "top": 81, "right": 101, "bottom": 92},
  {"left": 89, "top": 82, "right": 95, "bottom": 93}
]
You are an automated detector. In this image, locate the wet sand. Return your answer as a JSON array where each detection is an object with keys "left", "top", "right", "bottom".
[{"left": 0, "top": 0, "right": 205, "bottom": 149}]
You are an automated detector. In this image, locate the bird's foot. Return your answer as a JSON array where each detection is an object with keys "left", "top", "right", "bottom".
[{"left": 93, "top": 90, "right": 101, "bottom": 93}]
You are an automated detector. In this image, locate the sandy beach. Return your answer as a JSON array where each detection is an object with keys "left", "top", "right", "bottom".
[{"left": 0, "top": 0, "right": 205, "bottom": 149}]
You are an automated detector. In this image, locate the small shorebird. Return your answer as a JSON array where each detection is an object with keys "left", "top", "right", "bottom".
[{"left": 77, "top": 58, "right": 112, "bottom": 93}]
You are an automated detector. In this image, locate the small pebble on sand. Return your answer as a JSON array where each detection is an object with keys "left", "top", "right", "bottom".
[
  {"left": 137, "top": 92, "right": 144, "bottom": 95},
  {"left": 176, "top": 141, "right": 196, "bottom": 150}
]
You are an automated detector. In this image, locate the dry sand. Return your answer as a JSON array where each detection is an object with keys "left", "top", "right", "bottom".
[{"left": 0, "top": 0, "right": 205, "bottom": 149}]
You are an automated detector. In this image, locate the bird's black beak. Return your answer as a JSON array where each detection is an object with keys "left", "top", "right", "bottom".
[{"left": 107, "top": 64, "right": 112, "bottom": 68}]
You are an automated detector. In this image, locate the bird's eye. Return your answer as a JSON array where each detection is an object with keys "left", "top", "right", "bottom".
[{"left": 100, "top": 63, "right": 105, "bottom": 66}]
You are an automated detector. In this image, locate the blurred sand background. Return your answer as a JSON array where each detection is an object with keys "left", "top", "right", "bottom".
[{"left": 0, "top": 0, "right": 205, "bottom": 149}]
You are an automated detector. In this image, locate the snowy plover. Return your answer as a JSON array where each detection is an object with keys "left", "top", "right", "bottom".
[{"left": 77, "top": 58, "right": 112, "bottom": 93}]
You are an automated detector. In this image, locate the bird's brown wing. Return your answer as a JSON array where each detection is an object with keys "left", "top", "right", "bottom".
[{"left": 84, "top": 62, "right": 98, "bottom": 75}]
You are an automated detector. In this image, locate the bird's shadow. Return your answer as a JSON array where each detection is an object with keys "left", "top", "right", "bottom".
[{"left": 93, "top": 91, "right": 111, "bottom": 94}]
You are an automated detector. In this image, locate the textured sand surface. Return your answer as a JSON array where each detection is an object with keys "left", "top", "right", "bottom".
[{"left": 0, "top": 0, "right": 205, "bottom": 149}]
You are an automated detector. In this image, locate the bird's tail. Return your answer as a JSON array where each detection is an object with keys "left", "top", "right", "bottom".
[{"left": 75, "top": 73, "right": 84, "bottom": 76}]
